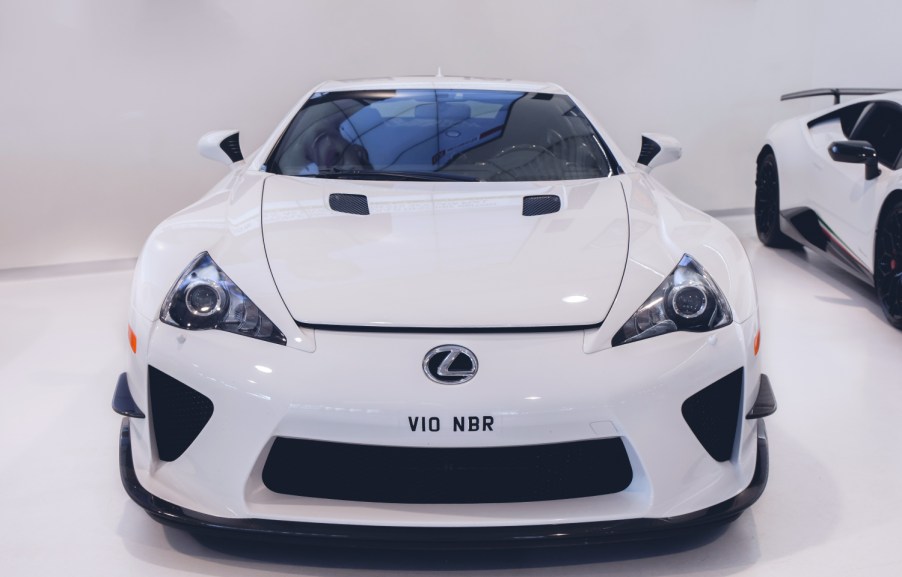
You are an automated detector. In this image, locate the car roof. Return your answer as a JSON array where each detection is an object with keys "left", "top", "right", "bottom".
[{"left": 314, "top": 76, "right": 568, "bottom": 95}]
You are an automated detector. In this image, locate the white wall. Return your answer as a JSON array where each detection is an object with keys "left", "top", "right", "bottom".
[{"left": 2, "top": 0, "right": 901, "bottom": 269}]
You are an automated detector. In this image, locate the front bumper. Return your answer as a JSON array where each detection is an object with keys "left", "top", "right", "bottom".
[
  {"left": 118, "top": 417, "right": 769, "bottom": 549},
  {"left": 118, "top": 314, "right": 770, "bottom": 534}
]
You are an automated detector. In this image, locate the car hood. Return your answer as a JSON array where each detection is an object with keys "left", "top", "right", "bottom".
[{"left": 261, "top": 175, "right": 629, "bottom": 329}]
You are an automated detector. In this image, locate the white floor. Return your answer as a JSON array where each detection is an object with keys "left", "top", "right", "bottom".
[{"left": 1, "top": 215, "right": 901, "bottom": 577}]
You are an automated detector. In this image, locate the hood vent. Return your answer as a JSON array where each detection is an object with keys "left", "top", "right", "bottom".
[
  {"left": 523, "top": 195, "right": 561, "bottom": 216},
  {"left": 329, "top": 193, "right": 370, "bottom": 215}
]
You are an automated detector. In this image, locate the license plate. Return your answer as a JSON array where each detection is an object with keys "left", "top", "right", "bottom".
[{"left": 406, "top": 415, "right": 495, "bottom": 433}]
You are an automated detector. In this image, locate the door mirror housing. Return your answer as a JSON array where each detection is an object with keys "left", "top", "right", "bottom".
[
  {"left": 828, "top": 140, "right": 880, "bottom": 180},
  {"left": 198, "top": 130, "right": 243, "bottom": 165},
  {"left": 636, "top": 133, "right": 682, "bottom": 173}
]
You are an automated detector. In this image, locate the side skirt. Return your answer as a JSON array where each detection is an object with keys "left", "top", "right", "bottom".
[{"left": 780, "top": 208, "right": 874, "bottom": 286}]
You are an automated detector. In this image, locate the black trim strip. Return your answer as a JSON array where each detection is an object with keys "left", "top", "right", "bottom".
[
  {"left": 112, "top": 373, "right": 145, "bottom": 418},
  {"left": 294, "top": 320, "right": 603, "bottom": 334},
  {"left": 118, "top": 418, "right": 769, "bottom": 549},
  {"left": 746, "top": 374, "right": 776, "bottom": 419}
]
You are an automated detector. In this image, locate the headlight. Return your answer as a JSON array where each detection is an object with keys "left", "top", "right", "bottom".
[
  {"left": 160, "top": 252, "right": 287, "bottom": 345},
  {"left": 612, "top": 254, "right": 731, "bottom": 346}
]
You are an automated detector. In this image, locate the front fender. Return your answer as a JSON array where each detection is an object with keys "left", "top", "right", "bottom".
[
  {"left": 129, "top": 171, "right": 314, "bottom": 353},
  {"left": 584, "top": 174, "right": 757, "bottom": 353}
]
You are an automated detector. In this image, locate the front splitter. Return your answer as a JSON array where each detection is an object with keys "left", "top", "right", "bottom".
[{"left": 118, "top": 418, "right": 769, "bottom": 550}]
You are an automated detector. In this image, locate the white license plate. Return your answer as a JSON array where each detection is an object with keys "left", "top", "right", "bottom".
[{"left": 405, "top": 415, "right": 495, "bottom": 433}]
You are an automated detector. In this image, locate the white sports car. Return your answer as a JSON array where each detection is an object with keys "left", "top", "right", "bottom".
[
  {"left": 757, "top": 88, "right": 902, "bottom": 329},
  {"left": 114, "top": 76, "right": 774, "bottom": 548}
]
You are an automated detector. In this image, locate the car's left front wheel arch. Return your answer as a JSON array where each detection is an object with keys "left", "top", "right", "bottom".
[
  {"left": 875, "top": 192, "right": 902, "bottom": 329},
  {"left": 755, "top": 147, "right": 800, "bottom": 249}
]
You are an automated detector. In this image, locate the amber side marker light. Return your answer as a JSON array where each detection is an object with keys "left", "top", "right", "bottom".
[
  {"left": 128, "top": 325, "right": 137, "bottom": 354},
  {"left": 753, "top": 330, "right": 761, "bottom": 356}
]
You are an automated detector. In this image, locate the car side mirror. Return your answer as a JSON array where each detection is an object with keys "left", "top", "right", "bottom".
[
  {"left": 198, "top": 130, "right": 243, "bottom": 165},
  {"left": 636, "top": 133, "right": 682, "bottom": 173},
  {"left": 828, "top": 140, "right": 880, "bottom": 180}
]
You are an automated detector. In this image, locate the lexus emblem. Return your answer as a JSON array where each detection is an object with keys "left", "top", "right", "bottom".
[{"left": 423, "top": 345, "right": 478, "bottom": 384}]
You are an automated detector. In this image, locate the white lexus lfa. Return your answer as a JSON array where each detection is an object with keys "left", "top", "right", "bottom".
[{"left": 113, "top": 76, "right": 775, "bottom": 548}]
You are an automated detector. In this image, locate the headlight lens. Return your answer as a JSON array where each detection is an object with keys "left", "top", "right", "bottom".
[
  {"left": 612, "top": 254, "right": 732, "bottom": 346},
  {"left": 160, "top": 252, "right": 287, "bottom": 345}
]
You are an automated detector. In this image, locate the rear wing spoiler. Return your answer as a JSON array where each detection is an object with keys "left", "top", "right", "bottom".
[{"left": 781, "top": 88, "right": 902, "bottom": 105}]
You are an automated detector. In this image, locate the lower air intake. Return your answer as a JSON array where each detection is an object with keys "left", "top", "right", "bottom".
[
  {"left": 149, "top": 366, "right": 214, "bottom": 462},
  {"left": 681, "top": 368, "right": 743, "bottom": 462},
  {"left": 262, "top": 437, "right": 633, "bottom": 504}
]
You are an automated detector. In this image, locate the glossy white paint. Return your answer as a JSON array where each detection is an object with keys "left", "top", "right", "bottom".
[
  {"left": 130, "top": 169, "right": 315, "bottom": 352},
  {"left": 127, "top": 317, "right": 759, "bottom": 525},
  {"left": 584, "top": 173, "right": 758, "bottom": 353},
  {"left": 125, "top": 77, "right": 763, "bottom": 531},
  {"left": 262, "top": 176, "right": 629, "bottom": 328},
  {"left": 764, "top": 92, "right": 902, "bottom": 272}
]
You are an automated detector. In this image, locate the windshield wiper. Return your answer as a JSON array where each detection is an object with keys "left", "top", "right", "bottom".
[{"left": 301, "top": 168, "right": 480, "bottom": 182}]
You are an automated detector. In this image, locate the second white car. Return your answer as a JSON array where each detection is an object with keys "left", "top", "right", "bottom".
[{"left": 757, "top": 88, "right": 902, "bottom": 329}]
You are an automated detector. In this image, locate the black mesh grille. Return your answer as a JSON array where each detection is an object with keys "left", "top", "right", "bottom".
[
  {"left": 329, "top": 193, "right": 370, "bottom": 215},
  {"left": 149, "top": 366, "right": 214, "bottom": 462},
  {"left": 262, "top": 437, "right": 632, "bottom": 504},
  {"left": 219, "top": 132, "right": 243, "bottom": 162},
  {"left": 681, "top": 368, "right": 743, "bottom": 462},
  {"left": 522, "top": 195, "right": 561, "bottom": 216},
  {"left": 637, "top": 136, "right": 661, "bottom": 166}
]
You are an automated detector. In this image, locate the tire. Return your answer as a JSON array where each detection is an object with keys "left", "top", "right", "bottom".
[
  {"left": 755, "top": 152, "right": 801, "bottom": 248},
  {"left": 875, "top": 200, "right": 902, "bottom": 330}
]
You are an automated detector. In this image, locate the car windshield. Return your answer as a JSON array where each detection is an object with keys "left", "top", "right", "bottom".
[{"left": 264, "top": 89, "right": 617, "bottom": 182}]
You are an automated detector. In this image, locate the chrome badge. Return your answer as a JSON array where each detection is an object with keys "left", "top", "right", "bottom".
[{"left": 423, "top": 345, "right": 478, "bottom": 384}]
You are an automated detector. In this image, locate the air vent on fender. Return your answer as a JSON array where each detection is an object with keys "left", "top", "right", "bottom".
[
  {"left": 329, "top": 193, "right": 370, "bottom": 215},
  {"left": 681, "top": 368, "right": 743, "bottom": 462},
  {"left": 149, "top": 366, "right": 214, "bottom": 462}
]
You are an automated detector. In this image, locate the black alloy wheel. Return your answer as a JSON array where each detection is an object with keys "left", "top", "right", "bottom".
[
  {"left": 755, "top": 152, "right": 800, "bottom": 248},
  {"left": 875, "top": 201, "right": 902, "bottom": 329}
]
